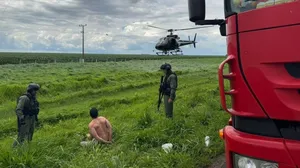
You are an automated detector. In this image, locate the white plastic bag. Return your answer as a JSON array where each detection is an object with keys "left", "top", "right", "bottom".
[
  {"left": 162, "top": 143, "right": 173, "bottom": 153},
  {"left": 205, "top": 136, "right": 210, "bottom": 147}
]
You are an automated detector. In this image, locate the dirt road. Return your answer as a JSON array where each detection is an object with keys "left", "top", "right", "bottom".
[{"left": 208, "top": 154, "right": 226, "bottom": 168}]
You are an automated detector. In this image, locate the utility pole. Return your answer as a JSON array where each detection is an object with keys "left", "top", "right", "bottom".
[{"left": 79, "top": 24, "right": 87, "bottom": 62}]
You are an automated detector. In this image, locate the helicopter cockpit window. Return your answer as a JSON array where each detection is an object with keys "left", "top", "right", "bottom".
[{"left": 230, "top": 0, "right": 295, "bottom": 13}]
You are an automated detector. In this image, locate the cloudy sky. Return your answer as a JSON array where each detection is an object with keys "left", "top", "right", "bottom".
[{"left": 0, "top": 0, "right": 226, "bottom": 55}]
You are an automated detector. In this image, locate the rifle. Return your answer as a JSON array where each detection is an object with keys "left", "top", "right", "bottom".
[
  {"left": 17, "top": 117, "right": 21, "bottom": 133},
  {"left": 157, "top": 76, "right": 164, "bottom": 111},
  {"left": 35, "top": 115, "right": 41, "bottom": 128},
  {"left": 35, "top": 115, "right": 38, "bottom": 122}
]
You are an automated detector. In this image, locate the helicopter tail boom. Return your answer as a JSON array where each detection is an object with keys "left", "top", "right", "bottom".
[{"left": 178, "top": 33, "right": 197, "bottom": 48}]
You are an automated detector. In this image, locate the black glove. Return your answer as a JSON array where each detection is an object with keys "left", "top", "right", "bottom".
[{"left": 19, "top": 116, "right": 26, "bottom": 125}]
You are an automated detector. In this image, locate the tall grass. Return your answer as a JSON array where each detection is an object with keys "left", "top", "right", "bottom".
[{"left": 0, "top": 57, "right": 229, "bottom": 168}]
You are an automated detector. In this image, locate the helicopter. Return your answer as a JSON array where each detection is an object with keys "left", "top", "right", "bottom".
[{"left": 148, "top": 25, "right": 213, "bottom": 56}]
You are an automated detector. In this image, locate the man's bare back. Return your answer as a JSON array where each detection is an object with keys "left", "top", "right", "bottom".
[{"left": 89, "top": 116, "right": 112, "bottom": 144}]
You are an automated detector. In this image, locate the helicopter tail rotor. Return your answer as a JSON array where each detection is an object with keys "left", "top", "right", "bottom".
[{"left": 193, "top": 33, "right": 197, "bottom": 48}]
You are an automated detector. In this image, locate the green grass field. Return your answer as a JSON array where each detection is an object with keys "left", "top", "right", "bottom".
[
  {"left": 0, "top": 55, "right": 230, "bottom": 168},
  {"left": 0, "top": 52, "right": 223, "bottom": 65}
]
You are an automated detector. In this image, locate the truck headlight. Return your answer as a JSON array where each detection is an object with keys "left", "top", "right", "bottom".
[{"left": 233, "top": 154, "right": 278, "bottom": 168}]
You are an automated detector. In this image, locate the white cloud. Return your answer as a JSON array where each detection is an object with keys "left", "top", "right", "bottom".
[{"left": 0, "top": 0, "right": 226, "bottom": 55}]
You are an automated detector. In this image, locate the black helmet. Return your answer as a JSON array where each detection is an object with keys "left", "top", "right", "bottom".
[
  {"left": 160, "top": 63, "right": 172, "bottom": 71},
  {"left": 27, "top": 83, "right": 40, "bottom": 91}
]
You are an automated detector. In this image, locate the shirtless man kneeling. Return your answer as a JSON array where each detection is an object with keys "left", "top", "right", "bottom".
[{"left": 80, "top": 108, "right": 112, "bottom": 146}]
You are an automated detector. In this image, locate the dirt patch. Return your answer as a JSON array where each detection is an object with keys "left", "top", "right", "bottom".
[{"left": 208, "top": 154, "right": 226, "bottom": 168}]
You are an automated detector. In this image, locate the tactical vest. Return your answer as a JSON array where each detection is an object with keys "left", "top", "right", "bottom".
[
  {"left": 162, "top": 72, "right": 178, "bottom": 96},
  {"left": 17, "top": 93, "right": 39, "bottom": 116}
]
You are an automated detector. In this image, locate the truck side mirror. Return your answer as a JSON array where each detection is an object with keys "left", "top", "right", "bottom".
[{"left": 188, "top": 0, "right": 206, "bottom": 22}]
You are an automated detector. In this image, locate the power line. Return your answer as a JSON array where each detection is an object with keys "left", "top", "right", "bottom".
[{"left": 79, "top": 24, "right": 87, "bottom": 62}]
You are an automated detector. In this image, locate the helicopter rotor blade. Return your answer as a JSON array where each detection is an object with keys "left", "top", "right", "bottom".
[
  {"left": 147, "top": 25, "right": 168, "bottom": 30},
  {"left": 173, "top": 25, "right": 213, "bottom": 31}
]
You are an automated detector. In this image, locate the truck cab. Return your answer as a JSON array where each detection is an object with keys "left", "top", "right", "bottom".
[{"left": 188, "top": 0, "right": 300, "bottom": 167}]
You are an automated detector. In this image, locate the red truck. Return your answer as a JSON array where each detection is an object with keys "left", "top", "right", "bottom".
[{"left": 188, "top": 0, "right": 300, "bottom": 167}]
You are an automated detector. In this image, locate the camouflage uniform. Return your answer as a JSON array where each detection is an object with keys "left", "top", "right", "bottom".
[
  {"left": 160, "top": 63, "right": 178, "bottom": 118},
  {"left": 13, "top": 83, "right": 40, "bottom": 147}
]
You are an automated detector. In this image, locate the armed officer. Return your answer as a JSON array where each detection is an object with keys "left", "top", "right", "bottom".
[
  {"left": 13, "top": 83, "right": 40, "bottom": 147},
  {"left": 159, "top": 63, "right": 178, "bottom": 118}
]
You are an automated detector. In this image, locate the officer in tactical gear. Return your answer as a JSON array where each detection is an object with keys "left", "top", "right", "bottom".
[
  {"left": 13, "top": 83, "right": 40, "bottom": 147},
  {"left": 159, "top": 63, "right": 178, "bottom": 118}
]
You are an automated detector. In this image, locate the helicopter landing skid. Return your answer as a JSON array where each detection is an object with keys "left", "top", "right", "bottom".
[
  {"left": 156, "top": 51, "right": 170, "bottom": 56},
  {"left": 170, "top": 49, "right": 183, "bottom": 56},
  {"left": 156, "top": 49, "right": 183, "bottom": 56}
]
